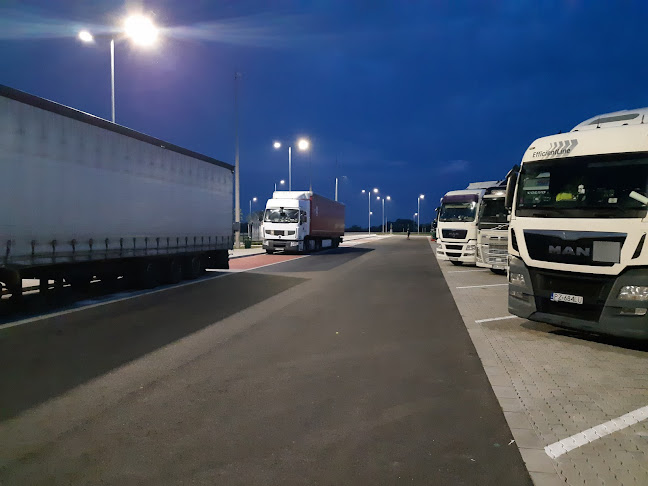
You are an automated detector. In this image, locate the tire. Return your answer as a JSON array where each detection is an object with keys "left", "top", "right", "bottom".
[
  {"left": 315, "top": 239, "right": 322, "bottom": 251},
  {"left": 137, "top": 260, "right": 161, "bottom": 289},
  {"left": 450, "top": 261, "right": 463, "bottom": 266},
  {"left": 184, "top": 256, "right": 203, "bottom": 280},
  {"left": 266, "top": 249, "right": 275, "bottom": 254},
  {"left": 490, "top": 268, "right": 507, "bottom": 275},
  {"left": 164, "top": 258, "right": 183, "bottom": 284}
]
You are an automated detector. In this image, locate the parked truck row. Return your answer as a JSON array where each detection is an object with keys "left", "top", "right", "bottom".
[
  {"left": 0, "top": 85, "right": 234, "bottom": 302},
  {"left": 436, "top": 106, "right": 648, "bottom": 339}
]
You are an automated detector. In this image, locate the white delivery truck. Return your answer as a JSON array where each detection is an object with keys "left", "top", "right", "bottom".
[
  {"left": 436, "top": 181, "right": 499, "bottom": 266},
  {"left": 476, "top": 182, "right": 508, "bottom": 274},
  {"left": 262, "top": 191, "right": 345, "bottom": 253},
  {"left": 0, "top": 85, "right": 233, "bottom": 300},
  {"left": 506, "top": 107, "right": 648, "bottom": 339}
]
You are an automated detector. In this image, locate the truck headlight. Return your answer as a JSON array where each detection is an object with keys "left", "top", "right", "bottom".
[
  {"left": 618, "top": 285, "right": 648, "bottom": 301},
  {"left": 509, "top": 272, "right": 526, "bottom": 287}
]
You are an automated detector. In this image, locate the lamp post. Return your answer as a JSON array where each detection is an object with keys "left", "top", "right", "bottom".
[
  {"left": 78, "top": 14, "right": 159, "bottom": 123},
  {"left": 382, "top": 195, "right": 391, "bottom": 233},
  {"left": 248, "top": 197, "right": 257, "bottom": 237},
  {"left": 362, "top": 188, "right": 379, "bottom": 234},
  {"left": 417, "top": 194, "right": 425, "bottom": 233},
  {"left": 273, "top": 139, "right": 310, "bottom": 191},
  {"left": 274, "top": 179, "right": 285, "bottom": 192}
]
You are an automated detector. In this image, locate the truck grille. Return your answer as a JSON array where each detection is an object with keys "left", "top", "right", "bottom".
[
  {"left": 442, "top": 229, "right": 467, "bottom": 240},
  {"left": 483, "top": 242, "right": 508, "bottom": 265},
  {"left": 445, "top": 244, "right": 463, "bottom": 250},
  {"left": 529, "top": 268, "right": 615, "bottom": 323},
  {"left": 265, "top": 230, "right": 295, "bottom": 236},
  {"left": 446, "top": 252, "right": 462, "bottom": 258}
]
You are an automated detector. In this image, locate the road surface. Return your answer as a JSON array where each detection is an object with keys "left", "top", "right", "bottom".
[{"left": 0, "top": 236, "right": 531, "bottom": 485}]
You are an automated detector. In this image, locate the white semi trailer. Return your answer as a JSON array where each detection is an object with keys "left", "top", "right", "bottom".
[
  {"left": 0, "top": 85, "right": 233, "bottom": 301},
  {"left": 506, "top": 107, "right": 648, "bottom": 339}
]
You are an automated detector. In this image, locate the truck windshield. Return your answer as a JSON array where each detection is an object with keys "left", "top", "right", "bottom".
[
  {"left": 440, "top": 202, "right": 477, "bottom": 222},
  {"left": 516, "top": 154, "right": 648, "bottom": 218},
  {"left": 478, "top": 198, "right": 507, "bottom": 229},
  {"left": 264, "top": 208, "right": 299, "bottom": 223}
]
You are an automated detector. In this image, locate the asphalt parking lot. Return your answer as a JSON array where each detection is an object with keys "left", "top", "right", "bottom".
[{"left": 432, "top": 240, "right": 648, "bottom": 485}]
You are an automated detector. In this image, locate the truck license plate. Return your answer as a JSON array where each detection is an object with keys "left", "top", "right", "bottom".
[{"left": 550, "top": 292, "right": 583, "bottom": 305}]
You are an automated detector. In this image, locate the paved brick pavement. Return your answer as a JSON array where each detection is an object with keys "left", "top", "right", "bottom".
[{"left": 431, "top": 241, "right": 648, "bottom": 486}]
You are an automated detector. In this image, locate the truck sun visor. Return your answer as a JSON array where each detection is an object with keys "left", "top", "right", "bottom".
[{"left": 441, "top": 194, "right": 479, "bottom": 204}]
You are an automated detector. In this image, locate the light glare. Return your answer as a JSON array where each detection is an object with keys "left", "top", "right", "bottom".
[
  {"left": 78, "top": 30, "right": 94, "bottom": 43},
  {"left": 273, "top": 141, "right": 281, "bottom": 149},
  {"left": 373, "top": 188, "right": 379, "bottom": 193},
  {"left": 124, "top": 15, "right": 158, "bottom": 46},
  {"left": 297, "top": 138, "right": 310, "bottom": 151},
  {"left": 420, "top": 194, "right": 425, "bottom": 199}
]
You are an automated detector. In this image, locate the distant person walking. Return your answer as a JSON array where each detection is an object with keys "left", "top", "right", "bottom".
[{"left": 407, "top": 228, "right": 411, "bottom": 239}]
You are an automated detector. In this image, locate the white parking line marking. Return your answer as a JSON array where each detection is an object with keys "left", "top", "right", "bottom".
[
  {"left": 475, "top": 315, "right": 518, "bottom": 323},
  {"left": 545, "top": 405, "right": 648, "bottom": 459},
  {"left": 447, "top": 269, "right": 490, "bottom": 274},
  {"left": 456, "top": 283, "right": 508, "bottom": 289}
]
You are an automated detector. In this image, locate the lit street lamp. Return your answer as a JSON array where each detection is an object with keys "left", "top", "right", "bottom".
[
  {"left": 273, "top": 139, "right": 310, "bottom": 191},
  {"left": 417, "top": 194, "right": 425, "bottom": 233},
  {"left": 248, "top": 197, "right": 257, "bottom": 236},
  {"left": 78, "top": 14, "right": 159, "bottom": 123},
  {"left": 361, "top": 188, "right": 379, "bottom": 234},
  {"left": 274, "top": 179, "right": 285, "bottom": 192},
  {"left": 382, "top": 195, "right": 391, "bottom": 233}
]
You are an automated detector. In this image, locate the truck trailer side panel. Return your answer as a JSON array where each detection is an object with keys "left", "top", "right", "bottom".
[
  {"left": 309, "top": 194, "right": 345, "bottom": 238},
  {"left": 0, "top": 86, "right": 233, "bottom": 271}
]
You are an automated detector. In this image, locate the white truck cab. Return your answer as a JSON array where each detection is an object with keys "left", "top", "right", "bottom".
[
  {"left": 436, "top": 181, "right": 498, "bottom": 266},
  {"left": 506, "top": 107, "right": 648, "bottom": 339},
  {"left": 476, "top": 183, "right": 509, "bottom": 274}
]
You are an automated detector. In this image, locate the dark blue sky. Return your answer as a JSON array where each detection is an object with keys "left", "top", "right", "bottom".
[{"left": 2, "top": 1, "right": 648, "bottom": 226}]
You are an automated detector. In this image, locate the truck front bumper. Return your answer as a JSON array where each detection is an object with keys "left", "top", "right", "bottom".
[
  {"left": 436, "top": 240, "right": 477, "bottom": 264},
  {"left": 508, "top": 256, "right": 648, "bottom": 339},
  {"left": 263, "top": 239, "right": 303, "bottom": 252}
]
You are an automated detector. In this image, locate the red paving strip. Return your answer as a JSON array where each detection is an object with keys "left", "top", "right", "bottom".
[{"left": 228, "top": 253, "right": 306, "bottom": 270}]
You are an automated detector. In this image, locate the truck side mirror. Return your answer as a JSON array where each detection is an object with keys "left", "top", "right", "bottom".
[{"left": 504, "top": 165, "right": 520, "bottom": 210}]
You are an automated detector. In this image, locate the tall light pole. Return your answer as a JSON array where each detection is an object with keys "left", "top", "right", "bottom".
[
  {"left": 248, "top": 197, "right": 257, "bottom": 236},
  {"left": 274, "top": 179, "right": 285, "bottom": 192},
  {"left": 382, "top": 195, "right": 391, "bottom": 233},
  {"left": 274, "top": 139, "right": 310, "bottom": 191},
  {"left": 417, "top": 194, "right": 425, "bottom": 233},
  {"left": 78, "top": 14, "right": 159, "bottom": 124},
  {"left": 234, "top": 72, "right": 242, "bottom": 248},
  {"left": 362, "top": 188, "right": 379, "bottom": 234}
]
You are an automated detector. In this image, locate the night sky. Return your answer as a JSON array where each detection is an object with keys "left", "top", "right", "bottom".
[{"left": 2, "top": 1, "right": 648, "bottom": 227}]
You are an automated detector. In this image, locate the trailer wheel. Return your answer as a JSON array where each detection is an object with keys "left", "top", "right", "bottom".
[
  {"left": 164, "top": 258, "right": 183, "bottom": 284},
  {"left": 137, "top": 260, "right": 161, "bottom": 289},
  {"left": 450, "top": 261, "right": 463, "bottom": 266},
  {"left": 184, "top": 256, "right": 203, "bottom": 280}
]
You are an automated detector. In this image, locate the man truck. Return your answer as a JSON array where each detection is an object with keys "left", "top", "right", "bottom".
[
  {"left": 0, "top": 85, "right": 233, "bottom": 301},
  {"left": 506, "top": 107, "right": 648, "bottom": 339},
  {"left": 436, "top": 181, "right": 499, "bottom": 266},
  {"left": 476, "top": 182, "right": 509, "bottom": 274},
  {"left": 262, "top": 191, "right": 345, "bottom": 253}
]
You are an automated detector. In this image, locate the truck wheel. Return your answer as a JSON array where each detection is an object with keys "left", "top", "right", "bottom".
[
  {"left": 315, "top": 239, "right": 322, "bottom": 251},
  {"left": 184, "top": 256, "right": 203, "bottom": 280},
  {"left": 137, "top": 261, "right": 161, "bottom": 289},
  {"left": 164, "top": 258, "right": 183, "bottom": 284},
  {"left": 450, "top": 261, "right": 463, "bottom": 266},
  {"left": 266, "top": 249, "right": 275, "bottom": 254}
]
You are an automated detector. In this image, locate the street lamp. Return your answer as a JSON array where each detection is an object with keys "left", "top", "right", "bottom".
[
  {"left": 362, "top": 188, "right": 379, "bottom": 234},
  {"left": 274, "top": 179, "right": 285, "bottom": 192},
  {"left": 382, "top": 195, "right": 391, "bottom": 233},
  {"left": 78, "top": 14, "right": 159, "bottom": 123},
  {"left": 248, "top": 197, "right": 257, "bottom": 236},
  {"left": 273, "top": 138, "right": 310, "bottom": 191},
  {"left": 417, "top": 194, "right": 425, "bottom": 233}
]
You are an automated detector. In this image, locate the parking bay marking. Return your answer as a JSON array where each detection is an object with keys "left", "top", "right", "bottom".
[
  {"left": 456, "top": 283, "right": 509, "bottom": 289},
  {"left": 545, "top": 405, "right": 648, "bottom": 459},
  {"left": 475, "top": 315, "right": 519, "bottom": 324}
]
